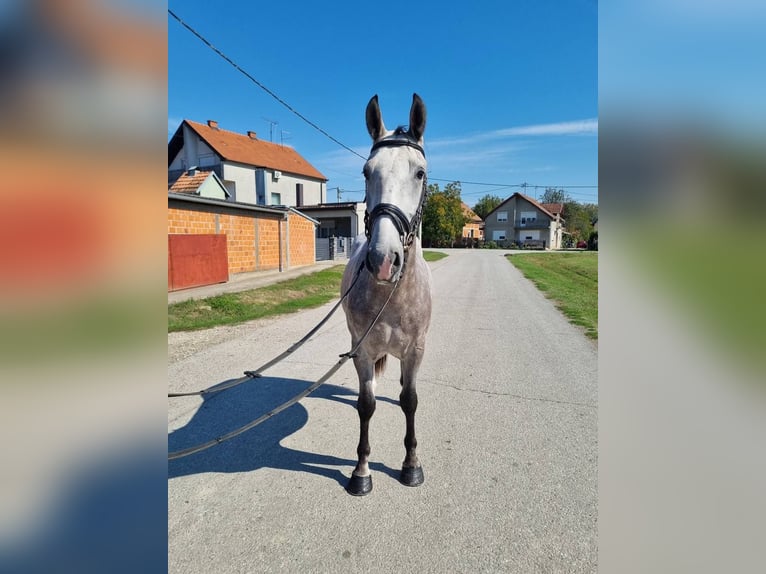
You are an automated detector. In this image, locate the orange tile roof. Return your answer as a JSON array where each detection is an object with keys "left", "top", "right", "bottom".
[
  {"left": 184, "top": 120, "right": 327, "bottom": 181},
  {"left": 461, "top": 202, "right": 482, "bottom": 223},
  {"left": 168, "top": 170, "right": 213, "bottom": 194},
  {"left": 541, "top": 202, "right": 564, "bottom": 216}
]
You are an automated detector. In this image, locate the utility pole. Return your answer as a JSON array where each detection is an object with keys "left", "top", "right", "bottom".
[
  {"left": 336, "top": 187, "right": 342, "bottom": 202},
  {"left": 521, "top": 182, "right": 528, "bottom": 197}
]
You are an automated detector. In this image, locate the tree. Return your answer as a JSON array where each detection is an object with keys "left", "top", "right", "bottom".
[
  {"left": 540, "top": 187, "right": 570, "bottom": 204},
  {"left": 472, "top": 194, "right": 503, "bottom": 220},
  {"left": 422, "top": 181, "right": 468, "bottom": 247},
  {"left": 562, "top": 201, "right": 596, "bottom": 243}
]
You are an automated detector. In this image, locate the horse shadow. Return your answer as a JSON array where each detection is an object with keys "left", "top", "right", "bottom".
[{"left": 168, "top": 376, "right": 401, "bottom": 487}]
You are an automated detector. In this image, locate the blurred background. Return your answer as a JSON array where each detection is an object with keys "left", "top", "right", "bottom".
[
  {"left": 0, "top": 0, "right": 764, "bottom": 572},
  {"left": 600, "top": 1, "right": 766, "bottom": 572},
  {"left": 0, "top": 1, "right": 166, "bottom": 572}
]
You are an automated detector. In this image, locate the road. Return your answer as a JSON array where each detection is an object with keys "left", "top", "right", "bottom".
[{"left": 168, "top": 248, "right": 597, "bottom": 573}]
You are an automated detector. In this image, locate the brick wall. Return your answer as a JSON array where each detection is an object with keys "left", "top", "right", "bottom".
[
  {"left": 288, "top": 212, "right": 316, "bottom": 267},
  {"left": 168, "top": 197, "right": 316, "bottom": 287}
]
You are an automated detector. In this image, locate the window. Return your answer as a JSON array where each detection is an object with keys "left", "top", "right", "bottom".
[
  {"left": 497, "top": 211, "right": 508, "bottom": 222},
  {"left": 271, "top": 192, "right": 281, "bottom": 205},
  {"left": 520, "top": 211, "right": 537, "bottom": 225},
  {"left": 492, "top": 230, "right": 506, "bottom": 241}
]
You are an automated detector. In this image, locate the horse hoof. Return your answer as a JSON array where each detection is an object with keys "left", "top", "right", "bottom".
[
  {"left": 346, "top": 474, "right": 373, "bottom": 496},
  {"left": 400, "top": 466, "right": 424, "bottom": 487}
]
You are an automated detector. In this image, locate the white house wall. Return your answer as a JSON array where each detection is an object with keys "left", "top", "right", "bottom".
[
  {"left": 222, "top": 162, "right": 258, "bottom": 204},
  {"left": 198, "top": 175, "right": 228, "bottom": 200},
  {"left": 169, "top": 125, "right": 218, "bottom": 172},
  {"left": 260, "top": 170, "right": 324, "bottom": 207},
  {"left": 170, "top": 128, "right": 215, "bottom": 175},
  {"left": 219, "top": 163, "right": 325, "bottom": 207}
]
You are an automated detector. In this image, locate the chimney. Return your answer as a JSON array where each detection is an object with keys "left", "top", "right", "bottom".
[
  {"left": 207, "top": 120, "right": 218, "bottom": 129},
  {"left": 187, "top": 166, "right": 198, "bottom": 177},
  {"left": 247, "top": 131, "right": 257, "bottom": 140}
]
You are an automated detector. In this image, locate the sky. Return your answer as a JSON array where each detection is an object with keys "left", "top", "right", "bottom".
[{"left": 168, "top": 1, "right": 598, "bottom": 207}]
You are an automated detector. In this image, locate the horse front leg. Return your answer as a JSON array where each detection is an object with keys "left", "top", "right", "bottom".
[
  {"left": 346, "top": 357, "right": 376, "bottom": 496},
  {"left": 399, "top": 348, "right": 424, "bottom": 487}
]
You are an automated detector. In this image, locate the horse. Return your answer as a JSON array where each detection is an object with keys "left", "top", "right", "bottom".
[{"left": 341, "top": 93, "right": 432, "bottom": 496}]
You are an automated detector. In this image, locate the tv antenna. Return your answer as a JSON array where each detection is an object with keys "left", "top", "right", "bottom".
[
  {"left": 262, "top": 117, "right": 279, "bottom": 142},
  {"left": 280, "top": 129, "right": 291, "bottom": 146}
]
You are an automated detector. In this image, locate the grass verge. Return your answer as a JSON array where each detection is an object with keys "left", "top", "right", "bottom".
[
  {"left": 422, "top": 250, "right": 448, "bottom": 262},
  {"left": 169, "top": 266, "right": 346, "bottom": 332},
  {"left": 507, "top": 252, "right": 598, "bottom": 339}
]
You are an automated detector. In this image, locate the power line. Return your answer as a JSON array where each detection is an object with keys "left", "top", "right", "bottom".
[
  {"left": 168, "top": 9, "right": 366, "bottom": 161},
  {"left": 429, "top": 176, "right": 597, "bottom": 189},
  {"left": 169, "top": 9, "right": 596, "bottom": 197}
]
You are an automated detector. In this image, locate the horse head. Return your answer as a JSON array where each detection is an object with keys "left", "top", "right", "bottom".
[{"left": 363, "top": 93, "right": 427, "bottom": 283}]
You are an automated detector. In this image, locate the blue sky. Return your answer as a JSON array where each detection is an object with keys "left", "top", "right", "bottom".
[{"left": 168, "top": 1, "right": 598, "bottom": 207}]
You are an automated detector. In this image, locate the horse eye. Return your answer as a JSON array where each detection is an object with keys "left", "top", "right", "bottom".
[{"left": 416, "top": 170, "right": 425, "bottom": 180}]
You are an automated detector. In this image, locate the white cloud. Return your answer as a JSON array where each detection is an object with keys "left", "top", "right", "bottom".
[
  {"left": 429, "top": 118, "right": 598, "bottom": 149},
  {"left": 493, "top": 118, "right": 599, "bottom": 137}
]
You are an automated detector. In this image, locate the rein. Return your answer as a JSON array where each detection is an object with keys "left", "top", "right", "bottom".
[{"left": 168, "top": 259, "right": 402, "bottom": 460}]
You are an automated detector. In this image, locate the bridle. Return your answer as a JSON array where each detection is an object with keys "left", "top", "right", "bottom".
[{"left": 363, "top": 132, "right": 429, "bottom": 274}]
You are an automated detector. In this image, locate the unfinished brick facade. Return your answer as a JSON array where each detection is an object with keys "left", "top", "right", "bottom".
[{"left": 168, "top": 196, "right": 316, "bottom": 289}]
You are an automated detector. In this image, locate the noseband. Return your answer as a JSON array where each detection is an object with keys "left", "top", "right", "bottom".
[{"left": 363, "top": 135, "right": 428, "bottom": 273}]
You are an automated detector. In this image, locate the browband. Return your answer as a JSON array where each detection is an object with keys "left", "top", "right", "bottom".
[{"left": 369, "top": 137, "right": 425, "bottom": 158}]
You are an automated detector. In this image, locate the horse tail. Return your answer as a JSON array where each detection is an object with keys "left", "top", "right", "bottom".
[{"left": 374, "top": 355, "right": 387, "bottom": 378}]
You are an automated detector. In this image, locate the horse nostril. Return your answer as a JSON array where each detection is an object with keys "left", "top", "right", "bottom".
[{"left": 393, "top": 252, "right": 401, "bottom": 268}]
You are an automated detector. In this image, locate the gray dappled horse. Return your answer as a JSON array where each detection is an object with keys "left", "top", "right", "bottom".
[{"left": 341, "top": 94, "right": 432, "bottom": 496}]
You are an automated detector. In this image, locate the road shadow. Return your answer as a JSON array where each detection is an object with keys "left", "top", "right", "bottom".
[{"left": 168, "top": 377, "right": 401, "bottom": 487}]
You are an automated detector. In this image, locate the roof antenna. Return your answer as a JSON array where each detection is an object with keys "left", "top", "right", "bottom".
[{"left": 262, "top": 117, "right": 279, "bottom": 142}]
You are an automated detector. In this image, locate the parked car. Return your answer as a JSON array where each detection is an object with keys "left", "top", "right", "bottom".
[{"left": 576, "top": 240, "right": 588, "bottom": 249}]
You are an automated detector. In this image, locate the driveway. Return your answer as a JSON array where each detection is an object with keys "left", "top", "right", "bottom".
[{"left": 168, "top": 248, "right": 597, "bottom": 573}]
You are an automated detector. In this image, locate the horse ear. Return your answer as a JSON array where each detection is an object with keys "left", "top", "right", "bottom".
[
  {"left": 408, "top": 93, "right": 427, "bottom": 142},
  {"left": 366, "top": 94, "right": 386, "bottom": 141}
]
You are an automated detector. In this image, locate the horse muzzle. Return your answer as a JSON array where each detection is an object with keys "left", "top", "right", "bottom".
[{"left": 365, "top": 247, "right": 403, "bottom": 283}]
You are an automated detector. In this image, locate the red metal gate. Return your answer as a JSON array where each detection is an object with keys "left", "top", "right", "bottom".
[{"left": 168, "top": 234, "right": 228, "bottom": 291}]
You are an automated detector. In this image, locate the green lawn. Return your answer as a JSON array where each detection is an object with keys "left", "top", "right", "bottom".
[
  {"left": 170, "top": 253, "right": 450, "bottom": 332},
  {"left": 507, "top": 252, "right": 598, "bottom": 339},
  {"left": 635, "top": 227, "right": 765, "bottom": 377},
  {"left": 169, "top": 266, "right": 346, "bottom": 332},
  {"left": 422, "top": 250, "right": 448, "bottom": 262}
]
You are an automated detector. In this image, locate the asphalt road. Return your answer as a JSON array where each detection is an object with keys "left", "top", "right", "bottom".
[{"left": 168, "top": 248, "right": 597, "bottom": 573}]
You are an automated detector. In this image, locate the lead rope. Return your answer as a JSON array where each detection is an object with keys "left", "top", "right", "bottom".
[
  {"left": 168, "top": 264, "right": 401, "bottom": 460},
  {"left": 168, "top": 262, "right": 365, "bottom": 399}
]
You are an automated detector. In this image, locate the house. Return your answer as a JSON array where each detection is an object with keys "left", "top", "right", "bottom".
[
  {"left": 168, "top": 119, "right": 328, "bottom": 207},
  {"left": 295, "top": 202, "right": 367, "bottom": 239},
  {"left": 294, "top": 201, "right": 368, "bottom": 261},
  {"left": 168, "top": 167, "right": 230, "bottom": 200},
  {"left": 483, "top": 192, "right": 565, "bottom": 249},
  {"left": 461, "top": 202, "right": 484, "bottom": 245}
]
